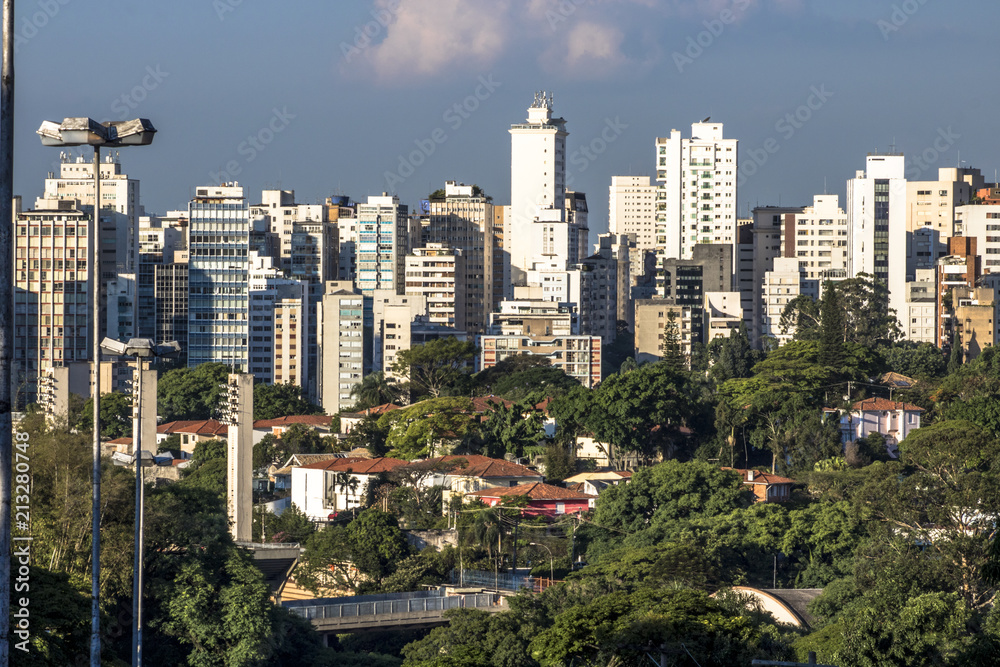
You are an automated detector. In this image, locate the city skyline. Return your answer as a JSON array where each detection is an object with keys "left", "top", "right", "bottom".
[{"left": 12, "top": 0, "right": 1000, "bottom": 245}]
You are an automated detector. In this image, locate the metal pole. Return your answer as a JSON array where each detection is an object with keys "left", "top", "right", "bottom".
[
  {"left": 0, "top": 1, "right": 13, "bottom": 662},
  {"left": 132, "top": 359, "right": 144, "bottom": 666},
  {"left": 90, "top": 143, "right": 102, "bottom": 667}
]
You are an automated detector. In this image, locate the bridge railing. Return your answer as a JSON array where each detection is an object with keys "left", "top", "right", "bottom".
[{"left": 287, "top": 593, "right": 500, "bottom": 621}]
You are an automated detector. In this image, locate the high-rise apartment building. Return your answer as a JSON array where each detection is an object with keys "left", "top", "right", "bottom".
[
  {"left": 248, "top": 254, "right": 308, "bottom": 386},
  {"left": 405, "top": 244, "right": 466, "bottom": 332},
  {"left": 137, "top": 211, "right": 186, "bottom": 339},
  {"left": 187, "top": 184, "right": 251, "bottom": 371},
  {"left": 786, "top": 195, "right": 849, "bottom": 297},
  {"left": 318, "top": 282, "right": 364, "bottom": 415},
  {"left": 654, "top": 122, "right": 738, "bottom": 272},
  {"left": 357, "top": 194, "right": 409, "bottom": 295},
  {"left": 427, "top": 181, "right": 495, "bottom": 334},
  {"left": 13, "top": 197, "right": 91, "bottom": 405},
  {"left": 610, "top": 175, "right": 658, "bottom": 287},
  {"left": 847, "top": 154, "right": 908, "bottom": 326},
  {"left": 155, "top": 250, "right": 189, "bottom": 356},
  {"left": 906, "top": 167, "right": 984, "bottom": 269}
]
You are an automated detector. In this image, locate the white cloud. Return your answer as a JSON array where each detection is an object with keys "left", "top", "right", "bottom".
[
  {"left": 346, "top": 0, "right": 512, "bottom": 84},
  {"left": 540, "top": 22, "right": 629, "bottom": 78}
]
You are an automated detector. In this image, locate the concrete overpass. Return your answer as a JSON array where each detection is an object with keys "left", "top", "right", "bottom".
[{"left": 284, "top": 590, "right": 506, "bottom": 639}]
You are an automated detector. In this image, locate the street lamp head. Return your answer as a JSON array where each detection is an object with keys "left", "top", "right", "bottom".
[
  {"left": 36, "top": 117, "right": 156, "bottom": 147},
  {"left": 124, "top": 338, "right": 157, "bottom": 358},
  {"left": 99, "top": 337, "right": 130, "bottom": 356}
]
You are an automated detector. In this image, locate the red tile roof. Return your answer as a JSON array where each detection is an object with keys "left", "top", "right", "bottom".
[
  {"left": 851, "top": 397, "right": 925, "bottom": 413},
  {"left": 724, "top": 468, "right": 797, "bottom": 485},
  {"left": 467, "top": 482, "right": 595, "bottom": 501},
  {"left": 299, "top": 457, "right": 409, "bottom": 474},
  {"left": 253, "top": 415, "right": 332, "bottom": 429},
  {"left": 107, "top": 437, "right": 133, "bottom": 445},
  {"left": 342, "top": 403, "right": 402, "bottom": 418},
  {"left": 419, "top": 455, "right": 542, "bottom": 479},
  {"left": 469, "top": 396, "right": 515, "bottom": 413},
  {"left": 157, "top": 420, "right": 228, "bottom": 436}
]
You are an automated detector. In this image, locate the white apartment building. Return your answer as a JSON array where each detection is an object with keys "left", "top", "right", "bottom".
[
  {"left": 789, "top": 195, "right": 850, "bottom": 297},
  {"left": 404, "top": 244, "right": 466, "bottom": 331},
  {"left": 847, "top": 155, "right": 908, "bottom": 328},
  {"left": 509, "top": 92, "right": 570, "bottom": 283},
  {"left": 250, "top": 190, "right": 328, "bottom": 273},
  {"left": 357, "top": 194, "right": 409, "bottom": 295},
  {"left": 705, "top": 291, "right": 743, "bottom": 343},
  {"left": 371, "top": 290, "right": 427, "bottom": 374},
  {"left": 488, "top": 300, "right": 577, "bottom": 337},
  {"left": 906, "top": 167, "right": 983, "bottom": 270},
  {"left": 904, "top": 269, "right": 937, "bottom": 344},
  {"left": 43, "top": 151, "right": 140, "bottom": 273},
  {"left": 761, "top": 257, "right": 803, "bottom": 346},
  {"left": 610, "top": 175, "right": 657, "bottom": 286},
  {"left": 956, "top": 204, "right": 1000, "bottom": 274},
  {"left": 654, "top": 122, "right": 738, "bottom": 267}
]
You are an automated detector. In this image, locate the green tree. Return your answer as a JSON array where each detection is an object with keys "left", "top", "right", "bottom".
[
  {"left": 660, "top": 310, "right": 685, "bottom": 371},
  {"left": 158, "top": 362, "right": 230, "bottom": 422},
  {"left": 882, "top": 340, "right": 947, "bottom": 380},
  {"left": 819, "top": 282, "right": 847, "bottom": 371},
  {"left": 344, "top": 413, "right": 391, "bottom": 457},
  {"left": 589, "top": 362, "right": 698, "bottom": 466},
  {"left": 347, "top": 509, "right": 411, "bottom": 587},
  {"left": 391, "top": 338, "right": 478, "bottom": 399},
  {"left": 77, "top": 391, "right": 133, "bottom": 440},
  {"left": 381, "top": 397, "right": 477, "bottom": 459},
  {"left": 593, "top": 460, "right": 753, "bottom": 535},
  {"left": 349, "top": 371, "right": 403, "bottom": 410},
  {"left": 254, "top": 382, "right": 325, "bottom": 420},
  {"left": 480, "top": 400, "right": 545, "bottom": 459},
  {"left": 711, "top": 322, "right": 756, "bottom": 384}
]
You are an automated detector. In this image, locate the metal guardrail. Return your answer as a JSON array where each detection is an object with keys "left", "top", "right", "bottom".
[
  {"left": 287, "top": 593, "right": 499, "bottom": 622},
  {"left": 451, "top": 569, "right": 536, "bottom": 591}
]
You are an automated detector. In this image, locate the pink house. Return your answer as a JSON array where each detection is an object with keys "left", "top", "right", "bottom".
[
  {"left": 466, "top": 482, "right": 595, "bottom": 518},
  {"left": 840, "top": 397, "right": 924, "bottom": 455}
]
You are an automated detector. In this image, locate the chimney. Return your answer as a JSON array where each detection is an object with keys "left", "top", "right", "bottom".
[{"left": 747, "top": 470, "right": 755, "bottom": 482}]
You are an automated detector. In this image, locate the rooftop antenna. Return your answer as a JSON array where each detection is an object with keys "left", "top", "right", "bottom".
[
  {"left": 824, "top": 177, "right": 828, "bottom": 195},
  {"left": 889, "top": 138, "right": 897, "bottom": 155}
]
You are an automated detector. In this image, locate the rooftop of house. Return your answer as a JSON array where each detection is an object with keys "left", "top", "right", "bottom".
[
  {"left": 157, "top": 420, "right": 228, "bottom": 436},
  {"left": 563, "top": 471, "right": 632, "bottom": 484},
  {"left": 418, "top": 455, "right": 542, "bottom": 479},
  {"left": 723, "top": 468, "right": 797, "bottom": 485},
  {"left": 341, "top": 403, "right": 402, "bottom": 419},
  {"left": 299, "top": 457, "right": 409, "bottom": 474},
  {"left": 254, "top": 415, "right": 332, "bottom": 429},
  {"left": 467, "top": 482, "right": 595, "bottom": 501},
  {"left": 851, "top": 397, "right": 925, "bottom": 412},
  {"left": 107, "top": 437, "right": 133, "bottom": 446}
]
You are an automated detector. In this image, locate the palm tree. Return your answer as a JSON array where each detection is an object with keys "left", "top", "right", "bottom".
[{"left": 349, "top": 371, "right": 401, "bottom": 410}]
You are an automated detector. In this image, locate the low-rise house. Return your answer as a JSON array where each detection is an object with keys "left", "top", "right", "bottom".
[
  {"left": 253, "top": 415, "right": 334, "bottom": 444},
  {"left": 564, "top": 470, "right": 632, "bottom": 496},
  {"left": 156, "top": 420, "right": 228, "bottom": 455},
  {"left": 840, "top": 397, "right": 924, "bottom": 454},
  {"left": 269, "top": 453, "right": 346, "bottom": 490},
  {"left": 291, "top": 457, "right": 409, "bottom": 521},
  {"left": 724, "top": 468, "right": 795, "bottom": 503},
  {"left": 466, "top": 482, "right": 595, "bottom": 518},
  {"left": 409, "top": 455, "right": 544, "bottom": 508}
]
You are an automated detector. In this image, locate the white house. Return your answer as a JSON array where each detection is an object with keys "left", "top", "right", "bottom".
[
  {"left": 840, "top": 397, "right": 924, "bottom": 456},
  {"left": 407, "top": 455, "right": 544, "bottom": 510},
  {"left": 290, "top": 457, "right": 408, "bottom": 522}
]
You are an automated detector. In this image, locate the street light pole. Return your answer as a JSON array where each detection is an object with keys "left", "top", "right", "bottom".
[
  {"left": 100, "top": 337, "right": 177, "bottom": 667},
  {"left": 131, "top": 358, "right": 145, "bottom": 666},
  {"left": 529, "top": 542, "right": 554, "bottom": 581},
  {"left": 89, "top": 142, "right": 102, "bottom": 667},
  {"left": 38, "top": 118, "right": 155, "bottom": 667},
  {"left": 0, "top": 1, "right": 13, "bottom": 663}
]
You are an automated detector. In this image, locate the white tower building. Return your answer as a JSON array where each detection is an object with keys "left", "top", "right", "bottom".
[
  {"left": 847, "top": 154, "right": 908, "bottom": 328},
  {"left": 509, "top": 92, "right": 568, "bottom": 283},
  {"left": 654, "top": 122, "right": 738, "bottom": 268}
]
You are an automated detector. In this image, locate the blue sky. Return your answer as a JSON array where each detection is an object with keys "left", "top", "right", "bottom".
[{"left": 13, "top": 0, "right": 1000, "bottom": 243}]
